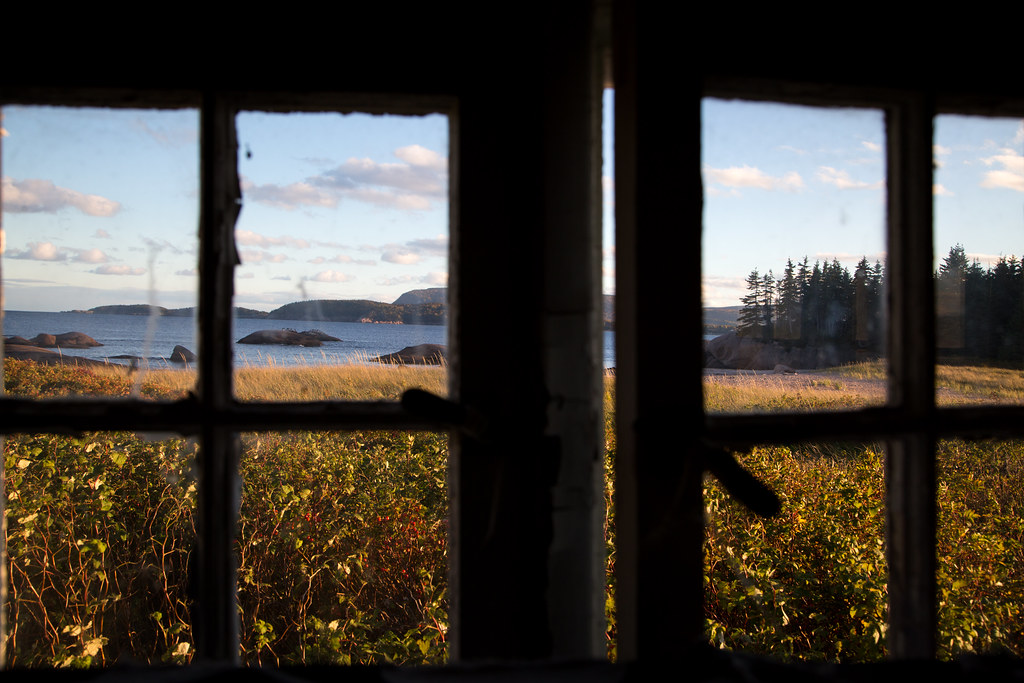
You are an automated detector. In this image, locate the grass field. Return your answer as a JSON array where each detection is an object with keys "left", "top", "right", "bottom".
[{"left": 3, "top": 358, "right": 1023, "bottom": 665}]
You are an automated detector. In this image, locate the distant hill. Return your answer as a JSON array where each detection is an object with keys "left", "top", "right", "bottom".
[
  {"left": 704, "top": 306, "right": 740, "bottom": 335},
  {"left": 82, "top": 304, "right": 166, "bottom": 316},
  {"left": 80, "top": 304, "right": 268, "bottom": 319},
  {"left": 267, "top": 299, "right": 446, "bottom": 325},
  {"left": 392, "top": 288, "right": 447, "bottom": 305},
  {"left": 74, "top": 294, "right": 737, "bottom": 333}
]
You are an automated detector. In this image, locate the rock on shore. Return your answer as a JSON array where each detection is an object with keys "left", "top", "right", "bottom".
[
  {"left": 237, "top": 329, "right": 340, "bottom": 346},
  {"left": 704, "top": 331, "right": 858, "bottom": 371},
  {"left": 372, "top": 344, "right": 447, "bottom": 365},
  {"left": 6, "top": 332, "right": 103, "bottom": 348}
]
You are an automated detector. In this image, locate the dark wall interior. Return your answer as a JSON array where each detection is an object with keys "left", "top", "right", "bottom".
[{"left": 4, "top": 2, "right": 1024, "bottom": 680}]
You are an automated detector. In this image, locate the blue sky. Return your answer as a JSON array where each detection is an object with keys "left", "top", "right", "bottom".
[
  {"left": 1, "top": 106, "right": 448, "bottom": 311},
  {"left": 700, "top": 99, "right": 1024, "bottom": 307},
  {"left": 2, "top": 97, "right": 1022, "bottom": 311}
]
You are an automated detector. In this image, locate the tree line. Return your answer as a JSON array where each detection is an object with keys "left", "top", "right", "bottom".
[{"left": 737, "top": 245, "right": 1024, "bottom": 364}]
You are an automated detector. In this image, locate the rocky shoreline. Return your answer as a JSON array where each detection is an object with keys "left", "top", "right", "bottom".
[{"left": 704, "top": 331, "right": 876, "bottom": 372}]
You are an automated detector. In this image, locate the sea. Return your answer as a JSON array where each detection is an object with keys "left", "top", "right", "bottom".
[{"left": 3, "top": 310, "right": 618, "bottom": 370}]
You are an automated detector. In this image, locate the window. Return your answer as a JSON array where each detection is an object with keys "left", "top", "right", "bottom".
[
  {"left": 614, "top": 67, "right": 1024, "bottom": 661},
  {"left": 1, "top": 93, "right": 460, "bottom": 666}
]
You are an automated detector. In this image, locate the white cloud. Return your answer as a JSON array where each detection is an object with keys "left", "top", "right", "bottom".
[
  {"left": 94, "top": 229, "right": 112, "bottom": 239},
  {"left": 702, "top": 165, "right": 804, "bottom": 192},
  {"left": 377, "top": 271, "right": 448, "bottom": 286},
  {"left": 2, "top": 177, "right": 121, "bottom": 216},
  {"left": 311, "top": 253, "right": 377, "bottom": 266},
  {"left": 981, "top": 170, "right": 1024, "bottom": 192},
  {"left": 394, "top": 144, "right": 447, "bottom": 170},
  {"left": 424, "top": 271, "right": 448, "bottom": 285},
  {"left": 344, "top": 187, "right": 433, "bottom": 210},
  {"left": 74, "top": 248, "right": 110, "bottom": 263},
  {"left": 242, "top": 180, "right": 338, "bottom": 210},
  {"left": 241, "top": 145, "right": 449, "bottom": 213},
  {"left": 862, "top": 141, "right": 883, "bottom": 153},
  {"left": 382, "top": 249, "right": 422, "bottom": 265},
  {"left": 405, "top": 235, "right": 448, "bottom": 256},
  {"left": 980, "top": 148, "right": 1024, "bottom": 192},
  {"left": 312, "top": 270, "right": 354, "bottom": 283},
  {"left": 934, "top": 144, "right": 951, "bottom": 156},
  {"left": 934, "top": 184, "right": 953, "bottom": 197},
  {"left": 239, "top": 249, "right": 289, "bottom": 264},
  {"left": 93, "top": 264, "right": 146, "bottom": 275},
  {"left": 816, "top": 166, "right": 883, "bottom": 190},
  {"left": 236, "top": 229, "right": 310, "bottom": 249},
  {"left": 8, "top": 241, "right": 67, "bottom": 261}
]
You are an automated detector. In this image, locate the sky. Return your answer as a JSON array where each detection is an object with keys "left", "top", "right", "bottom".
[{"left": 1, "top": 96, "right": 1022, "bottom": 312}]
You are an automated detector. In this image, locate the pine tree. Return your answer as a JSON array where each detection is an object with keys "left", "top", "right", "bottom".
[
  {"left": 737, "top": 269, "right": 763, "bottom": 338},
  {"left": 775, "top": 258, "right": 801, "bottom": 341},
  {"left": 760, "top": 270, "right": 776, "bottom": 342}
]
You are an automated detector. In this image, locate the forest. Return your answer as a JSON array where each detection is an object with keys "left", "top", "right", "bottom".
[{"left": 737, "top": 245, "right": 1024, "bottom": 365}]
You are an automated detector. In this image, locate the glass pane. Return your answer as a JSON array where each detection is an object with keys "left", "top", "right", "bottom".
[
  {"left": 704, "top": 441, "right": 887, "bottom": 661},
  {"left": 934, "top": 115, "right": 1024, "bottom": 404},
  {"left": 232, "top": 111, "right": 448, "bottom": 399},
  {"left": 238, "top": 430, "right": 448, "bottom": 665},
  {"left": 602, "top": 88, "right": 616, "bottom": 373},
  {"left": 702, "top": 99, "right": 887, "bottom": 412},
  {"left": 936, "top": 438, "right": 1024, "bottom": 657},
  {"left": 4, "top": 431, "right": 197, "bottom": 665},
  {"left": 2, "top": 106, "right": 200, "bottom": 398}
]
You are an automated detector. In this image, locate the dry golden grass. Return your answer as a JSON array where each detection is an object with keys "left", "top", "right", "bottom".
[
  {"left": 92, "top": 361, "right": 448, "bottom": 402},
  {"left": 704, "top": 361, "right": 1024, "bottom": 412},
  {"left": 704, "top": 370, "right": 885, "bottom": 413},
  {"left": 935, "top": 365, "right": 1024, "bottom": 403},
  {"left": 234, "top": 362, "right": 447, "bottom": 401}
]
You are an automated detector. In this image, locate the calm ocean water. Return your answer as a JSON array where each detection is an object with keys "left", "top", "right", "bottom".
[{"left": 3, "top": 311, "right": 617, "bottom": 369}]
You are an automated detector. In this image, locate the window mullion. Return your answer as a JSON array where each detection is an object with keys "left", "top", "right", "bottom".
[
  {"left": 195, "top": 92, "right": 242, "bottom": 663},
  {"left": 885, "top": 93, "right": 937, "bottom": 659}
]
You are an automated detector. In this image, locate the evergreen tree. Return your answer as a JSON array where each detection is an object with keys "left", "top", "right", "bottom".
[
  {"left": 775, "top": 258, "right": 801, "bottom": 342},
  {"left": 737, "top": 269, "right": 763, "bottom": 338},
  {"left": 761, "top": 270, "right": 776, "bottom": 342}
]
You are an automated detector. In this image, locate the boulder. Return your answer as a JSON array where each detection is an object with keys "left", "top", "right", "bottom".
[
  {"left": 170, "top": 345, "right": 197, "bottom": 363},
  {"left": 4, "top": 344, "right": 109, "bottom": 367},
  {"left": 704, "top": 331, "right": 856, "bottom": 371},
  {"left": 299, "top": 329, "right": 341, "bottom": 342},
  {"left": 372, "top": 343, "right": 447, "bottom": 366},
  {"left": 26, "top": 331, "right": 102, "bottom": 348},
  {"left": 237, "top": 329, "right": 325, "bottom": 346}
]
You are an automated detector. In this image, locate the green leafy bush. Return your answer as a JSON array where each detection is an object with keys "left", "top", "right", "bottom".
[{"left": 3, "top": 361, "right": 448, "bottom": 666}]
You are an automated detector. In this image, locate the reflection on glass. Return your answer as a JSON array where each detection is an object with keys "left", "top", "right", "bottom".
[
  {"left": 704, "top": 441, "right": 887, "bottom": 661},
  {"left": 936, "top": 439, "right": 1024, "bottom": 657},
  {"left": 1, "top": 105, "right": 200, "bottom": 398},
  {"left": 702, "top": 99, "right": 887, "bottom": 411},
  {"left": 238, "top": 430, "right": 448, "bottom": 665},
  {"left": 231, "top": 111, "right": 449, "bottom": 399},
  {"left": 4, "top": 431, "right": 197, "bottom": 666},
  {"left": 934, "top": 116, "right": 1024, "bottom": 405}
]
